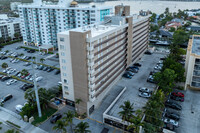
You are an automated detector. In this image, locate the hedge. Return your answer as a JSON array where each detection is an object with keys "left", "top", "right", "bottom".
[
  {"left": 20, "top": 46, "right": 39, "bottom": 51},
  {"left": 6, "top": 120, "right": 21, "bottom": 129},
  {"left": 0, "top": 39, "right": 22, "bottom": 46}
]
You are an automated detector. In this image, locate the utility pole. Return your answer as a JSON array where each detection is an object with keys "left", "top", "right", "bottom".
[{"left": 31, "top": 62, "right": 42, "bottom": 117}]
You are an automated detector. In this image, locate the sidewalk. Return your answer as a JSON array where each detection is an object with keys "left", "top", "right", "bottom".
[{"left": 0, "top": 106, "right": 47, "bottom": 133}]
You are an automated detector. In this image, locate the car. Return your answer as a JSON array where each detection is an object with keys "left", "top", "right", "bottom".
[
  {"left": 165, "top": 112, "right": 180, "bottom": 121},
  {"left": 43, "top": 66, "right": 48, "bottom": 71},
  {"left": 0, "top": 75, "right": 4, "bottom": 79},
  {"left": 130, "top": 66, "right": 139, "bottom": 70},
  {"left": 125, "top": 71, "right": 135, "bottom": 76},
  {"left": 101, "top": 128, "right": 109, "bottom": 133},
  {"left": 1, "top": 76, "right": 11, "bottom": 81},
  {"left": 170, "top": 95, "right": 184, "bottom": 102},
  {"left": 144, "top": 50, "right": 152, "bottom": 55},
  {"left": 25, "top": 75, "right": 32, "bottom": 80},
  {"left": 23, "top": 62, "right": 31, "bottom": 66},
  {"left": 50, "top": 113, "right": 62, "bottom": 123},
  {"left": 15, "top": 105, "right": 23, "bottom": 112},
  {"left": 171, "top": 92, "right": 184, "bottom": 98},
  {"left": 14, "top": 71, "right": 20, "bottom": 76},
  {"left": 36, "top": 76, "right": 43, "bottom": 82},
  {"left": 55, "top": 70, "right": 60, "bottom": 75},
  {"left": 6, "top": 79, "right": 17, "bottom": 85},
  {"left": 17, "top": 73, "right": 22, "bottom": 77},
  {"left": 164, "top": 118, "right": 178, "bottom": 128},
  {"left": 138, "top": 92, "right": 151, "bottom": 98},
  {"left": 163, "top": 123, "right": 175, "bottom": 131},
  {"left": 16, "top": 46, "right": 21, "bottom": 50},
  {"left": 22, "top": 56, "right": 27, "bottom": 59},
  {"left": 25, "top": 56, "right": 32, "bottom": 60},
  {"left": 20, "top": 83, "right": 34, "bottom": 91},
  {"left": 21, "top": 73, "right": 30, "bottom": 79},
  {"left": 10, "top": 58, "right": 15, "bottom": 62},
  {"left": 3, "top": 67, "right": 11, "bottom": 73},
  {"left": 160, "top": 57, "right": 166, "bottom": 60},
  {"left": 147, "top": 75, "right": 156, "bottom": 83},
  {"left": 133, "top": 63, "right": 142, "bottom": 67},
  {"left": 7, "top": 69, "right": 16, "bottom": 74},
  {"left": 38, "top": 65, "right": 44, "bottom": 70},
  {"left": 27, "top": 49, "right": 35, "bottom": 53},
  {"left": 139, "top": 87, "right": 151, "bottom": 93},
  {"left": 0, "top": 94, "right": 13, "bottom": 105},
  {"left": 154, "top": 65, "right": 162, "bottom": 70},
  {"left": 47, "top": 67, "right": 54, "bottom": 72},
  {"left": 0, "top": 56, "right": 8, "bottom": 60},
  {"left": 165, "top": 100, "right": 182, "bottom": 110},
  {"left": 126, "top": 67, "right": 138, "bottom": 73},
  {"left": 123, "top": 73, "right": 132, "bottom": 79}
]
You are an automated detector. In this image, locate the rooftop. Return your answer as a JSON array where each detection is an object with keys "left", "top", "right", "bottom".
[
  {"left": 0, "top": 17, "right": 20, "bottom": 25},
  {"left": 192, "top": 36, "right": 200, "bottom": 55}
]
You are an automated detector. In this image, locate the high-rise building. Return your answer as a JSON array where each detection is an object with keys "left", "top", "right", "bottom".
[
  {"left": 58, "top": 5, "right": 150, "bottom": 115},
  {"left": 185, "top": 35, "right": 200, "bottom": 90},
  {"left": 18, "top": 0, "right": 112, "bottom": 47},
  {"left": 0, "top": 16, "right": 21, "bottom": 41}
]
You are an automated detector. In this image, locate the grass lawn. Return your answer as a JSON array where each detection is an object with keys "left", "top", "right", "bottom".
[{"left": 32, "top": 107, "right": 57, "bottom": 126}]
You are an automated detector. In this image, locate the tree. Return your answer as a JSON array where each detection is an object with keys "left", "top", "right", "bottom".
[
  {"left": 40, "top": 58, "right": 45, "bottom": 64},
  {"left": 20, "top": 103, "right": 36, "bottom": 118},
  {"left": 19, "top": 53, "right": 24, "bottom": 57},
  {"left": 2, "top": 62, "right": 8, "bottom": 69},
  {"left": 21, "top": 69, "right": 29, "bottom": 76},
  {"left": 5, "top": 50, "right": 9, "bottom": 53},
  {"left": 52, "top": 120, "right": 67, "bottom": 133},
  {"left": 154, "top": 69, "right": 177, "bottom": 93},
  {"left": 32, "top": 56, "right": 36, "bottom": 62},
  {"left": 14, "top": 33, "right": 20, "bottom": 39},
  {"left": 118, "top": 100, "right": 134, "bottom": 121},
  {"left": 164, "top": 7, "right": 169, "bottom": 15},
  {"left": 0, "top": 37, "right": 5, "bottom": 43},
  {"left": 143, "top": 122, "right": 156, "bottom": 133},
  {"left": 7, "top": 37, "right": 12, "bottom": 42},
  {"left": 150, "top": 13, "right": 156, "bottom": 22},
  {"left": 75, "top": 98, "right": 82, "bottom": 114},
  {"left": 0, "top": 122, "right": 2, "bottom": 130},
  {"left": 74, "top": 122, "right": 91, "bottom": 133},
  {"left": 169, "top": 27, "right": 175, "bottom": 32},
  {"left": 5, "top": 129, "right": 20, "bottom": 133},
  {"left": 127, "top": 110, "right": 144, "bottom": 133},
  {"left": 172, "top": 29, "right": 189, "bottom": 46},
  {"left": 63, "top": 111, "right": 74, "bottom": 133}
]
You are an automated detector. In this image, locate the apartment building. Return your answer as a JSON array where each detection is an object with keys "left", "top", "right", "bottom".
[
  {"left": 18, "top": 0, "right": 112, "bottom": 47},
  {"left": 58, "top": 5, "right": 150, "bottom": 115},
  {"left": 0, "top": 17, "right": 21, "bottom": 40},
  {"left": 185, "top": 35, "right": 200, "bottom": 90}
]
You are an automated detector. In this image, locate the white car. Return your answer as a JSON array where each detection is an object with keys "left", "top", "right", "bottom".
[
  {"left": 6, "top": 79, "right": 17, "bottom": 85},
  {"left": 164, "top": 118, "right": 179, "bottom": 128},
  {"left": 36, "top": 76, "right": 43, "bottom": 82},
  {"left": 3, "top": 67, "right": 11, "bottom": 73},
  {"left": 15, "top": 105, "right": 24, "bottom": 113},
  {"left": 7, "top": 69, "right": 16, "bottom": 74},
  {"left": 139, "top": 87, "right": 150, "bottom": 93},
  {"left": 138, "top": 92, "right": 151, "bottom": 98}
]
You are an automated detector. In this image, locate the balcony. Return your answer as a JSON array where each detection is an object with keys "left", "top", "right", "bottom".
[
  {"left": 88, "top": 76, "right": 95, "bottom": 82},
  {"left": 191, "top": 82, "right": 200, "bottom": 88},
  {"left": 87, "top": 46, "right": 94, "bottom": 51},
  {"left": 88, "top": 61, "right": 94, "bottom": 67},
  {"left": 87, "top": 54, "right": 94, "bottom": 59},
  {"left": 88, "top": 68, "right": 95, "bottom": 74},
  {"left": 89, "top": 89, "right": 95, "bottom": 95},
  {"left": 88, "top": 83, "right": 95, "bottom": 88}
]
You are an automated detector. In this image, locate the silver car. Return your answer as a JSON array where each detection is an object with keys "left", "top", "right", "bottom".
[
  {"left": 138, "top": 92, "right": 151, "bottom": 98},
  {"left": 139, "top": 87, "right": 150, "bottom": 93}
]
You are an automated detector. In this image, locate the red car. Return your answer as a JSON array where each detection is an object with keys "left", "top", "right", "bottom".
[{"left": 172, "top": 92, "right": 184, "bottom": 97}]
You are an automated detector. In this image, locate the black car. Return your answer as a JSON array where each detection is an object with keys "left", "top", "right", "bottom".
[
  {"left": 27, "top": 49, "right": 35, "bottom": 53},
  {"left": 144, "top": 50, "right": 152, "bottom": 55},
  {"left": 50, "top": 113, "right": 62, "bottom": 123},
  {"left": 0, "top": 56, "right": 8, "bottom": 60},
  {"left": 122, "top": 73, "right": 132, "bottom": 79},
  {"left": 101, "top": 128, "right": 109, "bottom": 133},
  {"left": 170, "top": 95, "right": 184, "bottom": 102},
  {"left": 126, "top": 67, "right": 138, "bottom": 73},
  {"left": 25, "top": 56, "right": 32, "bottom": 60},
  {"left": 38, "top": 65, "right": 44, "bottom": 70},
  {"left": 133, "top": 63, "right": 142, "bottom": 67},
  {"left": 3, "top": 94, "right": 13, "bottom": 102},
  {"left": 55, "top": 70, "right": 60, "bottom": 75},
  {"left": 20, "top": 83, "right": 34, "bottom": 91},
  {"left": 165, "top": 112, "right": 180, "bottom": 121},
  {"left": 1, "top": 76, "right": 11, "bottom": 81},
  {"left": 47, "top": 67, "right": 54, "bottom": 72},
  {"left": 165, "top": 100, "right": 182, "bottom": 110},
  {"left": 14, "top": 71, "right": 20, "bottom": 76}
]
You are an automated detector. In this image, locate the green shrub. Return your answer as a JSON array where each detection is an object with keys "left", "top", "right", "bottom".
[{"left": 6, "top": 121, "right": 21, "bottom": 129}]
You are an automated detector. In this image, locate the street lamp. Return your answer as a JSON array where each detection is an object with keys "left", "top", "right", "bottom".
[{"left": 31, "top": 62, "right": 42, "bottom": 117}]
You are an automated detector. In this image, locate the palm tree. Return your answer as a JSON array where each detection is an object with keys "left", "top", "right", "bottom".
[
  {"left": 74, "top": 122, "right": 91, "bottom": 133},
  {"left": 52, "top": 120, "right": 67, "bottom": 133},
  {"left": 40, "top": 58, "right": 45, "bottom": 64},
  {"left": 127, "top": 110, "right": 144, "bottom": 133},
  {"left": 2, "top": 62, "right": 8, "bottom": 69},
  {"left": 19, "top": 53, "right": 24, "bottom": 57},
  {"left": 63, "top": 111, "right": 74, "bottom": 133},
  {"left": 5, "top": 50, "right": 9, "bottom": 53},
  {"left": 118, "top": 100, "right": 134, "bottom": 121},
  {"left": 32, "top": 56, "right": 36, "bottom": 62},
  {"left": 0, "top": 121, "right": 2, "bottom": 130},
  {"left": 21, "top": 69, "right": 29, "bottom": 76},
  {"left": 75, "top": 98, "right": 82, "bottom": 115}
]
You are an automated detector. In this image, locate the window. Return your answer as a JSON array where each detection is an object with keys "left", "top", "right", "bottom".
[
  {"left": 60, "top": 38, "right": 64, "bottom": 42},
  {"left": 61, "top": 52, "right": 65, "bottom": 56},
  {"left": 63, "top": 72, "right": 67, "bottom": 76},
  {"left": 62, "top": 59, "right": 66, "bottom": 63},
  {"left": 62, "top": 66, "right": 66, "bottom": 70},
  {"left": 64, "top": 79, "right": 68, "bottom": 84},
  {"left": 64, "top": 86, "right": 68, "bottom": 90},
  {"left": 60, "top": 45, "right": 65, "bottom": 50}
]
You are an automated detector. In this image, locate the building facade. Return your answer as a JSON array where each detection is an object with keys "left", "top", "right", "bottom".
[
  {"left": 10, "top": 2, "right": 22, "bottom": 11},
  {"left": 18, "top": 0, "right": 112, "bottom": 47},
  {"left": 58, "top": 6, "right": 150, "bottom": 115},
  {"left": 0, "top": 17, "right": 21, "bottom": 41},
  {"left": 185, "top": 35, "right": 200, "bottom": 90}
]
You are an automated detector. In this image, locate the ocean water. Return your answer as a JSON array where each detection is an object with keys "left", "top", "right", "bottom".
[{"left": 81, "top": 0, "right": 200, "bottom": 14}]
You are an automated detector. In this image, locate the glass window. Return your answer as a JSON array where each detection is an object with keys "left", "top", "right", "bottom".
[
  {"left": 64, "top": 79, "right": 68, "bottom": 84},
  {"left": 63, "top": 72, "right": 67, "bottom": 76},
  {"left": 60, "top": 45, "right": 65, "bottom": 50},
  {"left": 62, "top": 59, "right": 66, "bottom": 63},
  {"left": 60, "top": 37, "right": 64, "bottom": 42}
]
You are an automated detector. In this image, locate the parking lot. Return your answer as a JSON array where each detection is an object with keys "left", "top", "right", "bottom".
[{"left": 0, "top": 42, "right": 61, "bottom": 112}]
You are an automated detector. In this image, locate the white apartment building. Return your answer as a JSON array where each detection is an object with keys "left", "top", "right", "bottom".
[
  {"left": 0, "top": 16, "right": 21, "bottom": 40},
  {"left": 10, "top": 2, "right": 22, "bottom": 11},
  {"left": 18, "top": 0, "right": 112, "bottom": 47},
  {"left": 58, "top": 5, "right": 150, "bottom": 115}
]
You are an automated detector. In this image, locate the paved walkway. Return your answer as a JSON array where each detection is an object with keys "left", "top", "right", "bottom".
[{"left": 0, "top": 106, "right": 47, "bottom": 133}]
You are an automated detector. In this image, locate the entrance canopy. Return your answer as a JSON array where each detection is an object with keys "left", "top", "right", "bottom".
[{"left": 39, "top": 45, "right": 54, "bottom": 53}]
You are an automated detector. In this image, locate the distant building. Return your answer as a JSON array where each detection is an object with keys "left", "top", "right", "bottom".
[
  {"left": 0, "top": 15, "right": 21, "bottom": 41},
  {"left": 18, "top": 0, "right": 112, "bottom": 47},
  {"left": 171, "top": 18, "right": 184, "bottom": 25},
  {"left": 165, "top": 21, "right": 182, "bottom": 30},
  {"left": 10, "top": 2, "right": 21, "bottom": 11},
  {"left": 185, "top": 10, "right": 200, "bottom": 17},
  {"left": 186, "top": 26, "right": 200, "bottom": 32},
  {"left": 139, "top": 10, "right": 151, "bottom": 16},
  {"left": 185, "top": 35, "right": 200, "bottom": 90},
  {"left": 58, "top": 5, "right": 150, "bottom": 115}
]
